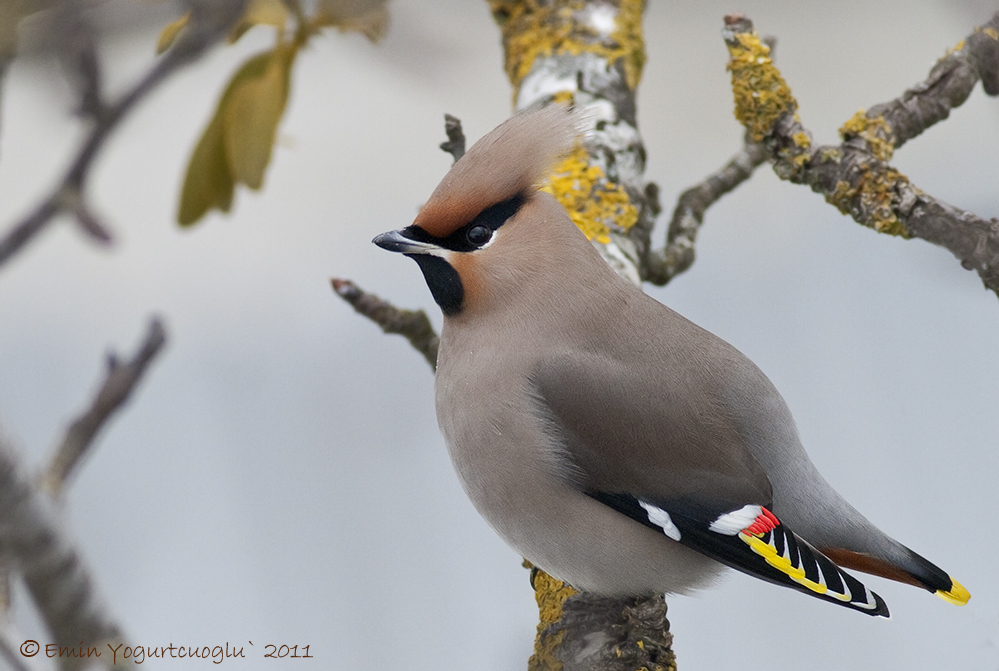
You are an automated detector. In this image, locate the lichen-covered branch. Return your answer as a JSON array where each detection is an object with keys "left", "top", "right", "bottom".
[
  {"left": 0, "top": 0, "right": 249, "bottom": 269},
  {"left": 526, "top": 563, "right": 676, "bottom": 671},
  {"left": 43, "top": 318, "right": 167, "bottom": 496},
  {"left": 331, "top": 279, "right": 439, "bottom": 370},
  {"left": 723, "top": 12, "right": 999, "bottom": 296},
  {"left": 490, "top": 0, "right": 654, "bottom": 286},
  {"left": 866, "top": 17, "right": 999, "bottom": 151},
  {"left": 645, "top": 138, "right": 768, "bottom": 285}
]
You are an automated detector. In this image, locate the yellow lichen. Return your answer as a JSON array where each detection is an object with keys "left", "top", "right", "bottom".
[
  {"left": 943, "top": 38, "right": 966, "bottom": 59},
  {"left": 525, "top": 563, "right": 577, "bottom": 671},
  {"left": 552, "top": 90, "right": 575, "bottom": 106},
  {"left": 726, "top": 30, "right": 796, "bottom": 141},
  {"left": 839, "top": 109, "right": 894, "bottom": 161},
  {"left": 610, "top": 0, "right": 646, "bottom": 90},
  {"left": 824, "top": 165, "right": 910, "bottom": 237},
  {"left": 791, "top": 131, "right": 811, "bottom": 149},
  {"left": 984, "top": 27, "right": 999, "bottom": 41},
  {"left": 490, "top": 0, "right": 646, "bottom": 91},
  {"left": 532, "top": 568, "right": 577, "bottom": 625},
  {"left": 542, "top": 147, "right": 639, "bottom": 243},
  {"left": 528, "top": 629, "right": 567, "bottom": 671}
]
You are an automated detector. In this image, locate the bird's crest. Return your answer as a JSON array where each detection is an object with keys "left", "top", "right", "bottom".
[{"left": 413, "top": 104, "right": 586, "bottom": 238}]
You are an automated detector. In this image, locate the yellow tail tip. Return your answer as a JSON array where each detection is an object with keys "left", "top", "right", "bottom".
[{"left": 935, "top": 577, "right": 970, "bottom": 606}]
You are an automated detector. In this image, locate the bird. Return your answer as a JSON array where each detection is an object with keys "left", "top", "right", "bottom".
[{"left": 372, "top": 103, "right": 969, "bottom": 617}]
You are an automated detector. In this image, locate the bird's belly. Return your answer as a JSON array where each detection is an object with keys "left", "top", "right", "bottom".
[{"left": 439, "top": 429, "right": 723, "bottom": 596}]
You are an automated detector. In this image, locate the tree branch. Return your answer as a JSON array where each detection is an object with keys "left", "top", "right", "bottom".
[
  {"left": 644, "top": 138, "right": 768, "bottom": 285},
  {"left": 331, "top": 279, "right": 439, "bottom": 370},
  {"left": 439, "top": 114, "right": 466, "bottom": 163},
  {"left": 332, "top": 108, "right": 473, "bottom": 368},
  {"left": 527, "top": 565, "right": 676, "bottom": 671},
  {"left": 0, "top": 432, "right": 125, "bottom": 670},
  {"left": 0, "top": 316, "right": 167, "bottom": 668},
  {"left": 723, "top": 12, "right": 999, "bottom": 296},
  {"left": 0, "top": 0, "right": 249, "bottom": 269},
  {"left": 491, "top": 0, "right": 651, "bottom": 286},
  {"left": 42, "top": 317, "right": 167, "bottom": 496}
]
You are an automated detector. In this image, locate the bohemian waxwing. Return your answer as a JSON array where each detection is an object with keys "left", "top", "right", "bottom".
[{"left": 373, "top": 103, "right": 969, "bottom": 617}]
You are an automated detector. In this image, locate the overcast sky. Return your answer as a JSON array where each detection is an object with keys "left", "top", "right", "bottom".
[{"left": 1, "top": 1, "right": 997, "bottom": 669}]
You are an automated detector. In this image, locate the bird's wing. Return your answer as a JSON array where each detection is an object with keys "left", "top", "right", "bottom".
[
  {"left": 530, "top": 350, "right": 889, "bottom": 617},
  {"left": 529, "top": 348, "right": 773, "bottom": 514},
  {"left": 593, "top": 492, "right": 888, "bottom": 616}
]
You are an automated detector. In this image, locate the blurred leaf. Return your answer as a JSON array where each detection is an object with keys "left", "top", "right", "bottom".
[
  {"left": 156, "top": 10, "right": 190, "bottom": 54},
  {"left": 177, "top": 44, "right": 296, "bottom": 225},
  {"left": 229, "top": 0, "right": 290, "bottom": 43},
  {"left": 222, "top": 43, "right": 296, "bottom": 189},
  {"left": 314, "top": 0, "right": 389, "bottom": 42},
  {"left": 178, "top": 110, "right": 233, "bottom": 226}
]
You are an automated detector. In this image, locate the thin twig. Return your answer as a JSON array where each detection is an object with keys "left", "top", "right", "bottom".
[
  {"left": 55, "top": 3, "right": 107, "bottom": 123},
  {"left": 43, "top": 317, "right": 167, "bottom": 495},
  {"left": 643, "top": 33, "right": 776, "bottom": 285},
  {"left": 331, "top": 279, "right": 439, "bottom": 370},
  {"left": 723, "top": 12, "right": 999, "bottom": 296},
  {"left": 0, "top": 0, "right": 249, "bottom": 269},
  {"left": 644, "top": 139, "right": 768, "bottom": 285},
  {"left": 439, "top": 114, "right": 466, "bottom": 164}
]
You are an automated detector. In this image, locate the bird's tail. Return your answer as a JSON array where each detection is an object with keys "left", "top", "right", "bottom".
[
  {"left": 819, "top": 545, "right": 969, "bottom": 606},
  {"left": 670, "top": 505, "right": 891, "bottom": 617}
]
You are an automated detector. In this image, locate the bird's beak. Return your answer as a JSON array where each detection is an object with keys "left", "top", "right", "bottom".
[{"left": 372, "top": 229, "right": 438, "bottom": 255}]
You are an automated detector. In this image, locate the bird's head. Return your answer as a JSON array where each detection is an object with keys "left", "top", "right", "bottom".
[{"left": 373, "top": 104, "right": 586, "bottom": 318}]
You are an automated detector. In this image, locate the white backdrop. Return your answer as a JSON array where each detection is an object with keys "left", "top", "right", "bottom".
[{"left": 0, "top": 1, "right": 997, "bottom": 669}]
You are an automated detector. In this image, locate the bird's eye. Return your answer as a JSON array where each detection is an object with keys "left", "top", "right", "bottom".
[{"left": 466, "top": 224, "right": 491, "bottom": 246}]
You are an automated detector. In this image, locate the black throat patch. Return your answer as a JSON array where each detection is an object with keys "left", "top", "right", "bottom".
[{"left": 409, "top": 254, "right": 463, "bottom": 316}]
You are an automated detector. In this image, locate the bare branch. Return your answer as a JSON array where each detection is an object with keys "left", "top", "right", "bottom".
[
  {"left": 331, "top": 279, "right": 439, "bottom": 370},
  {"left": 61, "top": 186, "right": 114, "bottom": 246},
  {"left": 644, "top": 34, "right": 776, "bottom": 286},
  {"left": 0, "top": 0, "right": 249, "bottom": 269},
  {"left": 43, "top": 318, "right": 167, "bottom": 495},
  {"left": 723, "top": 12, "right": 999, "bottom": 297},
  {"left": 0, "top": 432, "right": 125, "bottom": 670},
  {"left": 439, "top": 114, "right": 466, "bottom": 163},
  {"left": 644, "top": 139, "right": 768, "bottom": 285},
  {"left": 54, "top": 4, "right": 107, "bottom": 123}
]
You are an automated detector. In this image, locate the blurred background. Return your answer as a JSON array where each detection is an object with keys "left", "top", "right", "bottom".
[{"left": 0, "top": 1, "right": 997, "bottom": 669}]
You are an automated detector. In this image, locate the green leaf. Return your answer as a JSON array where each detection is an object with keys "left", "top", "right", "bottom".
[
  {"left": 228, "top": 0, "right": 291, "bottom": 44},
  {"left": 176, "top": 44, "right": 296, "bottom": 226},
  {"left": 177, "top": 110, "right": 233, "bottom": 226},
  {"left": 222, "top": 44, "right": 296, "bottom": 190}
]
